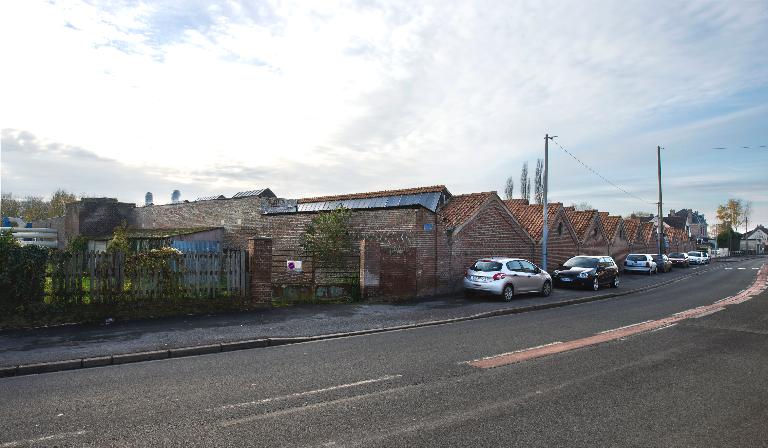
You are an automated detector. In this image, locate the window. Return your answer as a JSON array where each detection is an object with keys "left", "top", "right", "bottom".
[
  {"left": 506, "top": 260, "right": 524, "bottom": 272},
  {"left": 519, "top": 260, "right": 537, "bottom": 273},
  {"left": 563, "top": 257, "right": 598, "bottom": 268},
  {"left": 558, "top": 222, "right": 563, "bottom": 236},
  {"left": 471, "top": 260, "right": 502, "bottom": 272}
]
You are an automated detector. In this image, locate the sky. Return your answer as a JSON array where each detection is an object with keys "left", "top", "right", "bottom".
[{"left": 1, "top": 0, "right": 767, "bottom": 228}]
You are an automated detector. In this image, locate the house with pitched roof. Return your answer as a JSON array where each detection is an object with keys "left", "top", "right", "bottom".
[
  {"left": 636, "top": 221, "right": 658, "bottom": 254},
  {"left": 440, "top": 192, "right": 536, "bottom": 290},
  {"left": 599, "top": 212, "right": 630, "bottom": 265},
  {"left": 504, "top": 200, "right": 579, "bottom": 269},
  {"left": 564, "top": 208, "right": 610, "bottom": 256},
  {"left": 741, "top": 225, "right": 767, "bottom": 254}
]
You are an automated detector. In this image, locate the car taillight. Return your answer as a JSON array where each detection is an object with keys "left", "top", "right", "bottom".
[{"left": 492, "top": 273, "right": 506, "bottom": 281}]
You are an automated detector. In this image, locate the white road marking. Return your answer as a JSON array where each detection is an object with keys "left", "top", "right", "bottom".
[
  {"left": 724, "top": 268, "right": 733, "bottom": 270},
  {"left": 465, "top": 342, "right": 563, "bottom": 364},
  {"left": 210, "top": 375, "right": 402, "bottom": 411},
  {"left": 650, "top": 324, "right": 677, "bottom": 332},
  {"left": 597, "top": 320, "right": 654, "bottom": 334},
  {"left": 752, "top": 268, "right": 759, "bottom": 270},
  {"left": 738, "top": 267, "right": 746, "bottom": 270},
  {"left": 0, "top": 431, "right": 89, "bottom": 448},
  {"left": 693, "top": 308, "right": 725, "bottom": 318}
]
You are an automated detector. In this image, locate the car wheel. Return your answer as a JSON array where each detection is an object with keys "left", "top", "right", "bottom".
[
  {"left": 541, "top": 281, "right": 552, "bottom": 297},
  {"left": 611, "top": 275, "right": 619, "bottom": 288},
  {"left": 592, "top": 278, "right": 600, "bottom": 291},
  {"left": 648, "top": 267, "right": 653, "bottom": 275},
  {"left": 502, "top": 284, "right": 514, "bottom": 302}
]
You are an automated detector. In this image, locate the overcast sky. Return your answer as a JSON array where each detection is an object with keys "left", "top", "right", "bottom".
[{"left": 2, "top": 0, "right": 767, "bottom": 226}]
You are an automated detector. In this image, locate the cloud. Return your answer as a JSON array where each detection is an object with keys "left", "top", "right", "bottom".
[{"left": 1, "top": 0, "right": 767, "bottom": 224}]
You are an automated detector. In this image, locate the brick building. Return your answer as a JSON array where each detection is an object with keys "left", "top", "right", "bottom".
[
  {"left": 599, "top": 212, "right": 630, "bottom": 265},
  {"left": 565, "top": 209, "right": 610, "bottom": 256},
  {"left": 441, "top": 192, "right": 536, "bottom": 291},
  {"left": 505, "top": 200, "right": 580, "bottom": 269}
]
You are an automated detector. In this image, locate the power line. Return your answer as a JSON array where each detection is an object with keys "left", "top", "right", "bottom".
[{"left": 551, "top": 138, "right": 656, "bottom": 205}]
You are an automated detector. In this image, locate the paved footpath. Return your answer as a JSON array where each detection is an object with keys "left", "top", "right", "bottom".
[{"left": 0, "top": 258, "right": 757, "bottom": 368}]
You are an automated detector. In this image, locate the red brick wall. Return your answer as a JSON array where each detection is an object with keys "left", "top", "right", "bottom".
[
  {"left": 447, "top": 202, "right": 535, "bottom": 291},
  {"left": 536, "top": 211, "right": 579, "bottom": 270},
  {"left": 578, "top": 217, "right": 610, "bottom": 256}
]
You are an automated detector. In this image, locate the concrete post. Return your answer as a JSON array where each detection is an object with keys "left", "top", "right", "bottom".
[
  {"left": 247, "top": 237, "right": 272, "bottom": 307},
  {"left": 359, "top": 239, "right": 381, "bottom": 300}
]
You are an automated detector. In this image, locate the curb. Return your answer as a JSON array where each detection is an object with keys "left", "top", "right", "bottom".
[{"left": 0, "top": 263, "right": 738, "bottom": 378}]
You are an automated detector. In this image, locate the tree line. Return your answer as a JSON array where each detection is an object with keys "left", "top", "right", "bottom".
[{"left": 1, "top": 190, "right": 79, "bottom": 223}]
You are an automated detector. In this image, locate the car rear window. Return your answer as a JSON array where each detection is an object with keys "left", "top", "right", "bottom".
[
  {"left": 563, "top": 257, "right": 598, "bottom": 268},
  {"left": 627, "top": 254, "right": 647, "bottom": 261},
  {"left": 688, "top": 251, "right": 701, "bottom": 257},
  {"left": 669, "top": 253, "right": 684, "bottom": 258},
  {"left": 471, "top": 260, "right": 503, "bottom": 272}
]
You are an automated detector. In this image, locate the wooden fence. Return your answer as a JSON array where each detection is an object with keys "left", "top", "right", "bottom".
[{"left": 47, "top": 250, "right": 248, "bottom": 303}]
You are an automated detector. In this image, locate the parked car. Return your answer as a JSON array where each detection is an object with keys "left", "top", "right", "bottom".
[
  {"left": 463, "top": 258, "right": 552, "bottom": 301},
  {"left": 624, "top": 253, "right": 657, "bottom": 275},
  {"left": 687, "top": 251, "right": 710, "bottom": 265},
  {"left": 552, "top": 256, "right": 619, "bottom": 291},
  {"left": 651, "top": 254, "right": 672, "bottom": 273},
  {"left": 668, "top": 252, "right": 689, "bottom": 268}
]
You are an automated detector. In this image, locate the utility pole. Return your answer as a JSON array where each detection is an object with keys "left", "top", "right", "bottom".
[
  {"left": 657, "top": 145, "right": 664, "bottom": 258},
  {"left": 543, "top": 134, "right": 555, "bottom": 271}
]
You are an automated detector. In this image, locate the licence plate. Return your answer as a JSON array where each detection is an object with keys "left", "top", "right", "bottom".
[{"left": 560, "top": 277, "right": 572, "bottom": 282}]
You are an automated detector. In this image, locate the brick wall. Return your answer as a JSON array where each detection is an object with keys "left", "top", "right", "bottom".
[
  {"left": 536, "top": 210, "right": 579, "bottom": 270},
  {"left": 447, "top": 201, "right": 535, "bottom": 292},
  {"left": 62, "top": 198, "right": 136, "bottom": 242},
  {"left": 578, "top": 216, "right": 610, "bottom": 256},
  {"left": 609, "top": 233, "right": 630, "bottom": 266}
]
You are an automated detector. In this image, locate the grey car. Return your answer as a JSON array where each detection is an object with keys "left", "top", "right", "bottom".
[{"left": 463, "top": 257, "right": 552, "bottom": 301}]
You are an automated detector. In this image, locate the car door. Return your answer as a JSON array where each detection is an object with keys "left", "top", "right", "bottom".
[
  {"left": 604, "top": 257, "right": 618, "bottom": 279},
  {"left": 518, "top": 260, "right": 540, "bottom": 292},
  {"left": 505, "top": 260, "right": 526, "bottom": 291}
]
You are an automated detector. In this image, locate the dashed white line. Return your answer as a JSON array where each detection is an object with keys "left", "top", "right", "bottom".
[
  {"left": 210, "top": 375, "right": 402, "bottom": 411},
  {"left": 0, "top": 431, "right": 89, "bottom": 448},
  {"left": 738, "top": 267, "right": 746, "bottom": 270},
  {"left": 650, "top": 323, "right": 678, "bottom": 332},
  {"left": 724, "top": 268, "right": 733, "bottom": 270}
]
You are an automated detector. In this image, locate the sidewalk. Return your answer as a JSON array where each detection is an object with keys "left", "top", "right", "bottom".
[{"left": 0, "top": 264, "right": 718, "bottom": 371}]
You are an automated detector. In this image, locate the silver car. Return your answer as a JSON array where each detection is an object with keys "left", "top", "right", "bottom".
[{"left": 463, "top": 257, "right": 552, "bottom": 301}]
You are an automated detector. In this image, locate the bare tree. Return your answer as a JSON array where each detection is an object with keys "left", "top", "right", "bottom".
[
  {"left": 534, "top": 158, "right": 544, "bottom": 204},
  {"left": 569, "top": 202, "right": 594, "bottom": 211},
  {"left": 504, "top": 177, "right": 514, "bottom": 200},
  {"left": 520, "top": 162, "right": 530, "bottom": 202}
]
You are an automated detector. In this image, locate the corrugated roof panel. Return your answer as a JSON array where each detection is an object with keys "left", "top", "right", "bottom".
[{"left": 291, "top": 191, "right": 446, "bottom": 213}]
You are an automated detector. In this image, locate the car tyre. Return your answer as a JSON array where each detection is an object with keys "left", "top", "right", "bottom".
[
  {"left": 540, "top": 281, "right": 552, "bottom": 297},
  {"left": 502, "top": 284, "right": 514, "bottom": 302},
  {"left": 611, "top": 275, "right": 619, "bottom": 288}
]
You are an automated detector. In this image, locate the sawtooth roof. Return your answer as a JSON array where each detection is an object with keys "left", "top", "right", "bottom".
[
  {"left": 439, "top": 192, "right": 496, "bottom": 229},
  {"left": 504, "top": 201, "right": 564, "bottom": 241}
]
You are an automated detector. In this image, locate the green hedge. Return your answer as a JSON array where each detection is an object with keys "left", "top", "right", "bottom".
[{"left": 0, "top": 231, "right": 50, "bottom": 310}]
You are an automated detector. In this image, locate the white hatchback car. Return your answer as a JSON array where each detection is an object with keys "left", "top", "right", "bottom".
[
  {"left": 687, "top": 251, "right": 710, "bottom": 265},
  {"left": 463, "top": 258, "right": 552, "bottom": 301},
  {"left": 623, "top": 253, "right": 657, "bottom": 275}
]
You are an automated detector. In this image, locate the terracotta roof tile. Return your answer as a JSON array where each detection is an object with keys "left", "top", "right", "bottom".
[
  {"left": 598, "top": 212, "right": 622, "bottom": 241},
  {"left": 623, "top": 218, "right": 641, "bottom": 244},
  {"left": 639, "top": 221, "right": 656, "bottom": 243},
  {"left": 298, "top": 185, "right": 448, "bottom": 204},
  {"left": 565, "top": 209, "right": 598, "bottom": 241},
  {"left": 440, "top": 192, "right": 496, "bottom": 229},
  {"left": 504, "top": 201, "right": 563, "bottom": 241}
]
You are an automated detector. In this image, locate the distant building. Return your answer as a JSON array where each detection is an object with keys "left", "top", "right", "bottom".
[
  {"left": 668, "top": 209, "right": 707, "bottom": 238},
  {"left": 741, "top": 225, "right": 767, "bottom": 254}
]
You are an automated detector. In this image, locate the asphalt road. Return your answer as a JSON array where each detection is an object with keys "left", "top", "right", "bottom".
[{"left": 0, "top": 257, "right": 765, "bottom": 447}]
